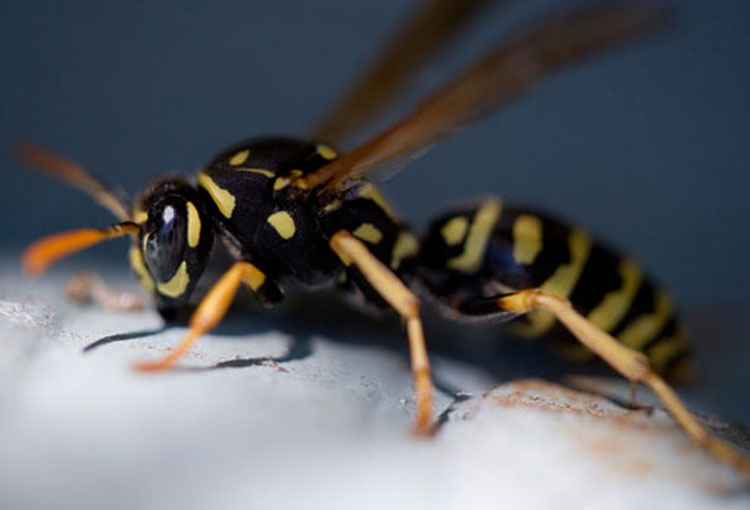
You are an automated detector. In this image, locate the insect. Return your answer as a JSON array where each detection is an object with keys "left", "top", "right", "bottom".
[{"left": 15, "top": 1, "right": 750, "bottom": 475}]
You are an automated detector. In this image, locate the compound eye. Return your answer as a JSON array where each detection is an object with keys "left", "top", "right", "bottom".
[{"left": 143, "top": 199, "right": 187, "bottom": 282}]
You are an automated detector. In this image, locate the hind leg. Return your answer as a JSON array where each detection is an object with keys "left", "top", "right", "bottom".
[{"left": 464, "top": 289, "right": 750, "bottom": 476}]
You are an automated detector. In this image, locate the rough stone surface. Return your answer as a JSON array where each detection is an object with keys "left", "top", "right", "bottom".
[{"left": 0, "top": 264, "right": 748, "bottom": 510}]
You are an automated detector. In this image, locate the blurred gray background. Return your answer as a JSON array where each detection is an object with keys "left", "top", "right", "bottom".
[{"left": 1, "top": 1, "right": 749, "bottom": 420}]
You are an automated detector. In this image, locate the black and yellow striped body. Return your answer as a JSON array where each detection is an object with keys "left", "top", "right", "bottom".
[
  {"left": 130, "top": 136, "right": 690, "bottom": 381},
  {"left": 415, "top": 197, "right": 691, "bottom": 381}
]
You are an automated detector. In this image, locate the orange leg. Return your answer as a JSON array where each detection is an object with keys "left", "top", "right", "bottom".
[
  {"left": 499, "top": 289, "right": 750, "bottom": 477},
  {"left": 134, "top": 261, "right": 266, "bottom": 372},
  {"left": 330, "top": 230, "right": 433, "bottom": 436}
]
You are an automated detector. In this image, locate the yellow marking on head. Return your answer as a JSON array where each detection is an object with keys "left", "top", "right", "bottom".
[
  {"left": 619, "top": 291, "right": 673, "bottom": 351},
  {"left": 267, "top": 211, "right": 296, "bottom": 239},
  {"left": 316, "top": 143, "right": 337, "bottom": 160},
  {"left": 186, "top": 201, "right": 201, "bottom": 248},
  {"left": 646, "top": 324, "right": 689, "bottom": 374},
  {"left": 391, "top": 231, "right": 419, "bottom": 270},
  {"left": 133, "top": 209, "right": 148, "bottom": 224},
  {"left": 511, "top": 229, "right": 592, "bottom": 337},
  {"left": 129, "top": 246, "right": 154, "bottom": 294},
  {"left": 229, "top": 149, "right": 250, "bottom": 166},
  {"left": 440, "top": 217, "right": 468, "bottom": 246},
  {"left": 512, "top": 215, "right": 543, "bottom": 265},
  {"left": 238, "top": 167, "right": 274, "bottom": 178},
  {"left": 353, "top": 223, "right": 383, "bottom": 244},
  {"left": 273, "top": 169, "right": 303, "bottom": 191},
  {"left": 446, "top": 198, "right": 502, "bottom": 273},
  {"left": 359, "top": 183, "right": 398, "bottom": 221},
  {"left": 157, "top": 261, "right": 190, "bottom": 298},
  {"left": 198, "top": 172, "right": 236, "bottom": 218},
  {"left": 587, "top": 259, "right": 642, "bottom": 332}
]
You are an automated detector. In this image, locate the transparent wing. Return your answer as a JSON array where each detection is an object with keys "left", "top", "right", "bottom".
[
  {"left": 301, "top": 3, "right": 667, "bottom": 193},
  {"left": 311, "top": 0, "right": 501, "bottom": 146}
]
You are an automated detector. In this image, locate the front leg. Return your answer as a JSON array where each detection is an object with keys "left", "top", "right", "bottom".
[
  {"left": 135, "top": 261, "right": 268, "bottom": 371},
  {"left": 329, "top": 230, "right": 433, "bottom": 436}
]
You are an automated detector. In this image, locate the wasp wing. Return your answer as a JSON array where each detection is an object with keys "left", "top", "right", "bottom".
[
  {"left": 14, "top": 142, "right": 131, "bottom": 221},
  {"left": 312, "top": 0, "right": 500, "bottom": 146},
  {"left": 302, "top": 3, "right": 667, "bottom": 193}
]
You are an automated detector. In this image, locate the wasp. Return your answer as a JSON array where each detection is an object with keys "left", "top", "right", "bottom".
[{"left": 15, "top": 1, "right": 750, "bottom": 475}]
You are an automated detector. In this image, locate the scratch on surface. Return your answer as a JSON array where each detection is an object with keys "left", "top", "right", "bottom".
[{"left": 0, "top": 299, "right": 55, "bottom": 330}]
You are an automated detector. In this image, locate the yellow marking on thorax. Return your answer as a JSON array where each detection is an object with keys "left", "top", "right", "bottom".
[
  {"left": 267, "top": 211, "right": 296, "bottom": 239},
  {"left": 133, "top": 209, "right": 148, "bottom": 224},
  {"left": 353, "top": 223, "right": 383, "bottom": 244},
  {"left": 186, "top": 201, "right": 201, "bottom": 248},
  {"left": 511, "top": 229, "right": 592, "bottom": 337},
  {"left": 238, "top": 167, "right": 274, "bottom": 178},
  {"left": 512, "top": 215, "right": 543, "bottom": 265},
  {"left": 618, "top": 290, "right": 673, "bottom": 351},
  {"left": 316, "top": 143, "right": 337, "bottom": 160},
  {"left": 441, "top": 217, "right": 468, "bottom": 246},
  {"left": 446, "top": 198, "right": 502, "bottom": 273},
  {"left": 198, "top": 172, "right": 236, "bottom": 218},
  {"left": 391, "top": 231, "right": 419, "bottom": 270},
  {"left": 647, "top": 324, "right": 688, "bottom": 373},
  {"left": 129, "top": 246, "right": 154, "bottom": 294},
  {"left": 273, "top": 169, "right": 303, "bottom": 191},
  {"left": 322, "top": 198, "right": 342, "bottom": 214},
  {"left": 229, "top": 149, "right": 250, "bottom": 166},
  {"left": 359, "top": 183, "right": 398, "bottom": 221},
  {"left": 157, "top": 261, "right": 190, "bottom": 298},
  {"left": 587, "top": 259, "right": 642, "bottom": 332}
]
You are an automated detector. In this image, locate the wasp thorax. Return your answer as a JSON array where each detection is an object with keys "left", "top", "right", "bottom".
[{"left": 142, "top": 195, "right": 188, "bottom": 283}]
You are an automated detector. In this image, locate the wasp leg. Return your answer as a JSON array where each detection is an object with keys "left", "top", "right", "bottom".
[
  {"left": 498, "top": 289, "right": 750, "bottom": 476},
  {"left": 330, "top": 230, "right": 433, "bottom": 436},
  {"left": 66, "top": 272, "right": 144, "bottom": 311},
  {"left": 134, "top": 261, "right": 267, "bottom": 372}
]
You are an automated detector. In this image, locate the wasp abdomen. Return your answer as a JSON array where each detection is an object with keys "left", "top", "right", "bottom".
[{"left": 415, "top": 197, "right": 691, "bottom": 381}]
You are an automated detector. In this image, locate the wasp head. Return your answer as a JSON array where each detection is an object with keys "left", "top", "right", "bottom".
[{"left": 132, "top": 178, "right": 214, "bottom": 320}]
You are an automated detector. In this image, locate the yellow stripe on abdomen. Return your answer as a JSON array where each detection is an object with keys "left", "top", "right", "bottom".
[
  {"left": 587, "top": 258, "right": 642, "bottom": 332},
  {"left": 447, "top": 198, "right": 502, "bottom": 273},
  {"left": 512, "top": 229, "right": 592, "bottom": 337},
  {"left": 512, "top": 214, "right": 543, "bottom": 265},
  {"left": 618, "top": 290, "right": 673, "bottom": 351}
]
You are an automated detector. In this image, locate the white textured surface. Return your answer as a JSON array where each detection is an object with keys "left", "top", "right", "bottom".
[{"left": 0, "top": 266, "right": 748, "bottom": 510}]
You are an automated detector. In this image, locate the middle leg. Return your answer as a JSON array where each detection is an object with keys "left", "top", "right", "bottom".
[{"left": 330, "top": 230, "right": 434, "bottom": 436}]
